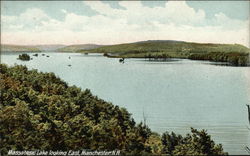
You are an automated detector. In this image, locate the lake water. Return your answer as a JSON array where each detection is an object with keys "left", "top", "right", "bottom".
[{"left": 1, "top": 52, "right": 250, "bottom": 154}]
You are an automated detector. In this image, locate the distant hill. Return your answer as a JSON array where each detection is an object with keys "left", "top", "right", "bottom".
[
  {"left": 1, "top": 44, "right": 41, "bottom": 52},
  {"left": 135, "top": 40, "right": 186, "bottom": 43},
  {"left": 86, "top": 40, "right": 249, "bottom": 54},
  {"left": 1, "top": 44, "right": 104, "bottom": 52},
  {"left": 56, "top": 44, "right": 104, "bottom": 52},
  {"left": 85, "top": 40, "right": 250, "bottom": 66},
  {"left": 32, "top": 44, "right": 66, "bottom": 52}
]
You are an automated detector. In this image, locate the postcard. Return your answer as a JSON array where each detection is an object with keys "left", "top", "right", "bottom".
[{"left": 1, "top": 1, "right": 249, "bottom": 155}]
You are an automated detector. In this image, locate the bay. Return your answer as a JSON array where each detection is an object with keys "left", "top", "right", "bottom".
[{"left": 1, "top": 51, "right": 250, "bottom": 154}]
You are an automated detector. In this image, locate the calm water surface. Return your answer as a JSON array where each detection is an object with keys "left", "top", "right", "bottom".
[{"left": 1, "top": 52, "right": 250, "bottom": 154}]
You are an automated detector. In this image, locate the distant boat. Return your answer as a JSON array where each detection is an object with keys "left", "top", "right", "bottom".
[
  {"left": 119, "top": 58, "right": 125, "bottom": 63},
  {"left": 68, "top": 64, "right": 71, "bottom": 67}
]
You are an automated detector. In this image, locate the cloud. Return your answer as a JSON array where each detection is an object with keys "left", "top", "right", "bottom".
[
  {"left": 212, "top": 12, "right": 249, "bottom": 30},
  {"left": 84, "top": 1, "right": 206, "bottom": 26},
  {"left": 1, "top": 1, "right": 249, "bottom": 47},
  {"left": 2, "top": 8, "right": 50, "bottom": 31},
  {"left": 20, "top": 8, "right": 50, "bottom": 21},
  {"left": 61, "top": 9, "right": 67, "bottom": 14}
]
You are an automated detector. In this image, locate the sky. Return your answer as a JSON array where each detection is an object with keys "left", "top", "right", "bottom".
[{"left": 1, "top": 1, "right": 249, "bottom": 47}]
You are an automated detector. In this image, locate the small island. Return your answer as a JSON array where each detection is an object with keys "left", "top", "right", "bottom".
[{"left": 18, "top": 54, "right": 31, "bottom": 61}]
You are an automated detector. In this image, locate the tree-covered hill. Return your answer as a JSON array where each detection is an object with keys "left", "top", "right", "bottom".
[
  {"left": 33, "top": 44, "right": 66, "bottom": 52},
  {"left": 83, "top": 40, "right": 250, "bottom": 66},
  {"left": 56, "top": 44, "right": 104, "bottom": 52},
  {"left": 1, "top": 44, "right": 41, "bottom": 52},
  {"left": 0, "top": 64, "right": 227, "bottom": 155}
]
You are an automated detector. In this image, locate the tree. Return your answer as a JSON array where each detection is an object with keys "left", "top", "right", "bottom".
[
  {"left": 172, "top": 128, "right": 227, "bottom": 155},
  {"left": 18, "top": 54, "right": 31, "bottom": 61},
  {"left": 161, "top": 132, "right": 183, "bottom": 154}
]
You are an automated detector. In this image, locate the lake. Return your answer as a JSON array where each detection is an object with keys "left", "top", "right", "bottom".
[{"left": 1, "top": 51, "right": 250, "bottom": 154}]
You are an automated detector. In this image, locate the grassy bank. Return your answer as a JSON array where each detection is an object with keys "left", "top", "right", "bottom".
[
  {"left": 0, "top": 64, "right": 227, "bottom": 155},
  {"left": 81, "top": 40, "right": 250, "bottom": 66}
]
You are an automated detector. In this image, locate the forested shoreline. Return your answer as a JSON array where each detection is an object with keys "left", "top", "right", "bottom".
[
  {"left": 0, "top": 64, "right": 227, "bottom": 155},
  {"left": 2, "top": 40, "right": 250, "bottom": 66},
  {"left": 83, "top": 41, "right": 250, "bottom": 66}
]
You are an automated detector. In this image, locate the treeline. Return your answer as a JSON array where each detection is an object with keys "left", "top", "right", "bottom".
[
  {"left": 144, "top": 53, "right": 170, "bottom": 61},
  {"left": 86, "top": 41, "right": 250, "bottom": 66},
  {"left": 0, "top": 64, "right": 227, "bottom": 155},
  {"left": 188, "top": 52, "right": 249, "bottom": 66}
]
